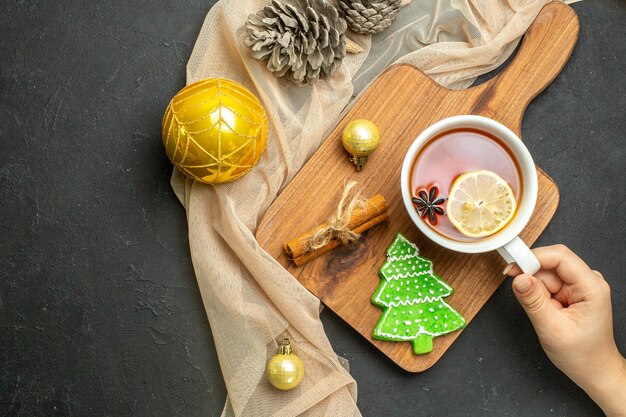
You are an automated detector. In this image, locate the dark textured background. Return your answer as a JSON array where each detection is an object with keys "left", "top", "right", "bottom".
[{"left": 1, "top": 1, "right": 624, "bottom": 416}]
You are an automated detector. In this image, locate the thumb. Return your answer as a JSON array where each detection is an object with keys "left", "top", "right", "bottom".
[{"left": 512, "top": 274, "right": 557, "bottom": 330}]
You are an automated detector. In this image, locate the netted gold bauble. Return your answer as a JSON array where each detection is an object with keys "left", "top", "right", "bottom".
[{"left": 162, "top": 78, "right": 268, "bottom": 184}]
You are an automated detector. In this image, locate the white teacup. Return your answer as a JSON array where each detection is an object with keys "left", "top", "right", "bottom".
[{"left": 400, "top": 115, "right": 540, "bottom": 274}]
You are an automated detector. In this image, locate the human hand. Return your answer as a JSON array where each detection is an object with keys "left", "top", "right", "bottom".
[{"left": 505, "top": 245, "right": 626, "bottom": 417}]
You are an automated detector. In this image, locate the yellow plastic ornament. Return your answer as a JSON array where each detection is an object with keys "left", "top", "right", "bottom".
[
  {"left": 342, "top": 119, "right": 380, "bottom": 171},
  {"left": 162, "top": 78, "right": 268, "bottom": 184},
  {"left": 266, "top": 338, "right": 304, "bottom": 391}
]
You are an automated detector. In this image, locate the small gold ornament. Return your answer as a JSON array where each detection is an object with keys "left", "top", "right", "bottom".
[
  {"left": 162, "top": 78, "right": 268, "bottom": 184},
  {"left": 342, "top": 119, "right": 380, "bottom": 171},
  {"left": 266, "top": 338, "right": 304, "bottom": 391}
]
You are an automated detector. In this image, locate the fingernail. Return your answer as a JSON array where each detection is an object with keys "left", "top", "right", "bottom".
[
  {"left": 514, "top": 275, "right": 532, "bottom": 294},
  {"left": 502, "top": 264, "right": 514, "bottom": 276}
]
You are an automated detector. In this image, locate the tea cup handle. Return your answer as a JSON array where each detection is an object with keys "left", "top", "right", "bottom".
[{"left": 497, "top": 237, "right": 540, "bottom": 275}]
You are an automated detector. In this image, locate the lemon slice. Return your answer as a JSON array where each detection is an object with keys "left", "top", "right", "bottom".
[{"left": 446, "top": 170, "right": 517, "bottom": 238}]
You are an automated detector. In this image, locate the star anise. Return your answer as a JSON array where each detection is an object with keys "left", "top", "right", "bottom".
[{"left": 412, "top": 186, "right": 446, "bottom": 225}]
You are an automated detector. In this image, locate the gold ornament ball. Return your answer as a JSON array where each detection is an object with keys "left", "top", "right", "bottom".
[
  {"left": 162, "top": 78, "right": 268, "bottom": 184},
  {"left": 342, "top": 119, "right": 380, "bottom": 171},
  {"left": 266, "top": 338, "right": 304, "bottom": 391}
]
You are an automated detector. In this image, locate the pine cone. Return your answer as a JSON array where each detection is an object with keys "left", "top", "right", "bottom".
[
  {"left": 244, "top": 0, "right": 348, "bottom": 85},
  {"left": 338, "top": 0, "right": 403, "bottom": 34}
]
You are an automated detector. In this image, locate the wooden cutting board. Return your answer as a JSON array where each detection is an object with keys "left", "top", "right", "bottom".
[{"left": 256, "top": 2, "right": 579, "bottom": 372}]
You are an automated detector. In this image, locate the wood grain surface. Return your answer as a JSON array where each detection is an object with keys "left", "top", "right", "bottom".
[{"left": 257, "top": 2, "right": 579, "bottom": 372}]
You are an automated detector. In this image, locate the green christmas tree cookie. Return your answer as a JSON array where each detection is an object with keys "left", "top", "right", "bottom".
[{"left": 371, "top": 233, "right": 466, "bottom": 354}]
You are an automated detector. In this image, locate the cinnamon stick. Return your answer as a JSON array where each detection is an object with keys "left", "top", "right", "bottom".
[
  {"left": 292, "top": 212, "right": 389, "bottom": 267},
  {"left": 283, "top": 194, "right": 387, "bottom": 259}
]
